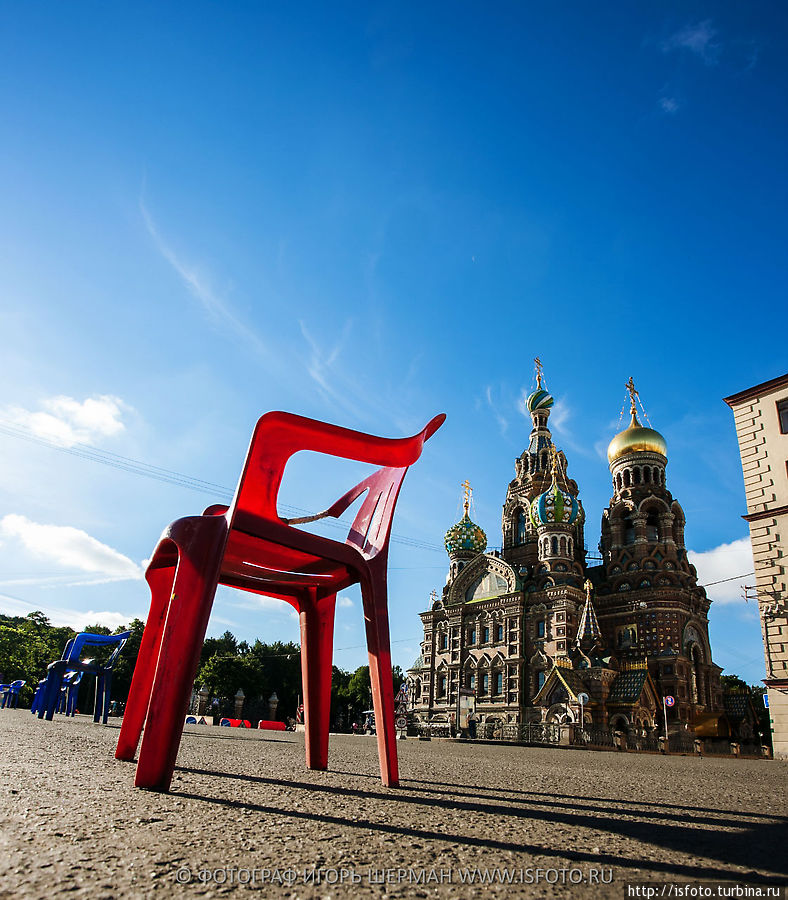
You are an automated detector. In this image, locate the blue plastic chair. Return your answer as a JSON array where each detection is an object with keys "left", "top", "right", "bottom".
[
  {"left": 0, "top": 680, "right": 26, "bottom": 708},
  {"left": 37, "top": 632, "right": 130, "bottom": 724}
]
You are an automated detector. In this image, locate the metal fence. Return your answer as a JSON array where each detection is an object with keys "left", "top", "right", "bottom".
[{"left": 577, "top": 726, "right": 615, "bottom": 749}]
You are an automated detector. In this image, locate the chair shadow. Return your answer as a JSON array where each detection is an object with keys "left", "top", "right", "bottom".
[{"left": 174, "top": 766, "right": 787, "bottom": 884}]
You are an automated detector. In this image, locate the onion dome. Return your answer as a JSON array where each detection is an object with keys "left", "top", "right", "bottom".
[
  {"left": 607, "top": 410, "right": 667, "bottom": 465},
  {"left": 608, "top": 378, "right": 667, "bottom": 465},
  {"left": 444, "top": 512, "right": 487, "bottom": 555},
  {"left": 530, "top": 445, "right": 580, "bottom": 527},
  {"left": 530, "top": 479, "right": 579, "bottom": 527},
  {"left": 445, "top": 480, "right": 487, "bottom": 556},
  {"left": 526, "top": 386, "right": 554, "bottom": 413}
]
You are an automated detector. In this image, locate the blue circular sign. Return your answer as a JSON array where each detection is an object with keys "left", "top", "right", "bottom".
[{"left": 664, "top": 696, "right": 675, "bottom": 707}]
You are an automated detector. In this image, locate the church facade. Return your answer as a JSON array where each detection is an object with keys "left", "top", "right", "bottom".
[{"left": 408, "top": 370, "right": 726, "bottom": 737}]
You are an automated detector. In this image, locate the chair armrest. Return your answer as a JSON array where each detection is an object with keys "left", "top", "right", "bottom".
[
  {"left": 234, "top": 412, "right": 445, "bottom": 524},
  {"left": 281, "top": 481, "right": 370, "bottom": 525}
]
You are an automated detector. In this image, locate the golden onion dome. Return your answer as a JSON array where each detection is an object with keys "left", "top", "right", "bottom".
[{"left": 607, "top": 411, "right": 667, "bottom": 465}]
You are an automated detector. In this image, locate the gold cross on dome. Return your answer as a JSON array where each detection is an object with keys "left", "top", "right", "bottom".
[
  {"left": 625, "top": 376, "right": 640, "bottom": 415},
  {"left": 461, "top": 479, "right": 472, "bottom": 515},
  {"left": 584, "top": 578, "right": 593, "bottom": 600},
  {"left": 549, "top": 443, "right": 560, "bottom": 476},
  {"left": 534, "top": 356, "right": 544, "bottom": 389}
]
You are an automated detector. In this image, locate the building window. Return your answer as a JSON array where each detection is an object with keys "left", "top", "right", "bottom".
[
  {"left": 496, "top": 624, "right": 504, "bottom": 642},
  {"left": 778, "top": 398, "right": 788, "bottom": 434},
  {"left": 663, "top": 665, "right": 673, "bottom": 675},
  {"left": 482, "top": 626, "right": 490, "bottom": 643},
  {"left": 481, "top": 673, "right": 489, "bottom": 694},
  {"left": 517, "top": 510, "right": 527, "bottom": 544},
  {"left": 468, "top": 628, "right": 476, "bottom": 644},
  {"left": 537, "top": 671, "right": 546, "bottom": 690},
  {"left": 493, "top": 672, "right": 503, "bottom": 695},
  {"left": 469, "top": 674, "right": 475, "bottom": 690},
  {"left": 537, "top": 620, "right": 545, "bottom": 638},
  {"left": 439, "top": 633, "right": 447, "bottom": 651},
  {"left": 437, "top": 676, "right": 446, "bottom": 697}
]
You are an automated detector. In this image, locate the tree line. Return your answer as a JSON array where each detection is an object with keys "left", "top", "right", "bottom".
[{"left": 0, "top": 612, "right": 402, "bottom": 730}]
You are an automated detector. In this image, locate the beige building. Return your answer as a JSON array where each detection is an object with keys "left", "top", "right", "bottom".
[{"left": 724, "top": 373, "right": 788, "bottom": 759}]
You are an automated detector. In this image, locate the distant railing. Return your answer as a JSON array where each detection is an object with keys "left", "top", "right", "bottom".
[
  {"left": 578, "top": 726, "right": 615, "bottom": 749},
  {"left": 668, "top": 733, "right": 696, "bottom": 754}
]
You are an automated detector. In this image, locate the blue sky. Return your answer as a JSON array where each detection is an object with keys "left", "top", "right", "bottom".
[{"left": 0, "top": 2, "right": 785, "bottom": 685}]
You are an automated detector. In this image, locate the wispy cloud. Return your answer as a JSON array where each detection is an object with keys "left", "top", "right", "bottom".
[
  {"left": 0, "top": 395, "right": 126, "bottom": 448},
  {"left": 659, "top": 96, "right": 681, "bottom": 115},
  {"left": 662, "top": 20, "right": 722, "bottom": 65},
  {"left": 338, "top": 595, "right": 354, "bottom": 608},
  {"left": 0, "top": 514, "right": 144, "bottom": 583},
  {"left": 688, "top": 537, "right": 754, "bottom": 604},
  {"left": 140, "top": 198, "right": 272, "bottom": 359},
  {"left": 485, "top": 386, "right": 509, "bottom": 435}
]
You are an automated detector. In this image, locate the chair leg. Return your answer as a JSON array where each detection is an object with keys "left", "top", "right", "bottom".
[
  {"left": 135, "top": 518, "right": 227, "bottom": 791},
  {"left": 361, "top": 568, "right": 399, "bottom": 787},
  {"left": 101, "top": 673, "right": 113, "bottom": 724},
  {"left": 116, "top": 565, "right": 176, "bottom": 761},
  {"left": 299, "top": 592, "right": 336, "bottom": 771},
  {"left": 40, "top": 662, "right": 67, "bottom": 721}
]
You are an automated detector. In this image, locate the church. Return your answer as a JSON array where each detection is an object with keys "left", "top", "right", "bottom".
[{"left": 408, "top": 365, "right": 727, "bottom": 737}]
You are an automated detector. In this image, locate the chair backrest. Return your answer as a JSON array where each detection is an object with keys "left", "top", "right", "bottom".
[
  {"left": 65, "top": 632, "right": 131, "bottom": 668},
  {"left": 228, "top": 411, "right": 445, "bottom": 561}
]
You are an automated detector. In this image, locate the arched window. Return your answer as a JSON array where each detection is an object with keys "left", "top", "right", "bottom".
[
  {"left": 551, "top": 536, "right": 558, "bottom": 555},
  {"left": 624, "top": 470, "right": 631, "bottom": 488},
  {"left": 516, "top": 510, "right": 527, "bottom": 544},
  {"left": 644, "top": 468, "right": 651, "bottom": 484},
  {"left": 645, "top": 510, "right": 659, "bottom": 542},
  {"left": 623, "top": 513, "right": 635, "bottom": 545},
  {"left": 633, "top": 468, "right": 641, "bottom": 485}
]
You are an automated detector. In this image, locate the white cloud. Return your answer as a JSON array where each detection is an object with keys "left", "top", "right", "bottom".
[
  {"left": 0, "top": 593, "right": 130, "bottom": 632},
  {"left": 338, "top": 596, "right": 354, "bottom": 608},
  {"left": 662, "top": 20, "right": 721, "bottom": 65},
  {"left": 688, "top": 537, "right": 754, "bottom": 604},
  {"left": 0, "top": 514, "right": 144, "bottom": 581},
  {"left": 1, "top": 395, "right": 126, "bottom": 448},
  {"left": 659, "top": 97, "right": 680, "bottom": 114}
]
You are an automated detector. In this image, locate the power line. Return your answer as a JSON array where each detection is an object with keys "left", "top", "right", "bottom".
[
  {"left": 702, "top": 572, "right": 754, "bottom": 587},
  {"left": 0, "top": 419, "right": 444, "bottom": 553}
]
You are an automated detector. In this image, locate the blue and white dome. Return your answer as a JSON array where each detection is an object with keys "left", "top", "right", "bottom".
[{"left": 530, "top": 479, "right": 579, "bottom": 527}]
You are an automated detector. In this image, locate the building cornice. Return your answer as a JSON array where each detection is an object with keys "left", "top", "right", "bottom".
[
  {"left": 742, "top": 504, "right": 788, "bottom": 523},
  {"left": 723, "top": 372, "right": 788, "bottom": 407}
]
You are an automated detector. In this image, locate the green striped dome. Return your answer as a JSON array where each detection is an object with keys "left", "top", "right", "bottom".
[
  {"left": 444, "top": 513, "right": 487, "bottom": 556},
  {"left": 526, "top": 388, "right": 554, "bottom": 412}
]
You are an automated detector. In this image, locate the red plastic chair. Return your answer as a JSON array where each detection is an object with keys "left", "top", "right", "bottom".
[{"left": 116, "top": 411, "right": 445, "bottom": 791}]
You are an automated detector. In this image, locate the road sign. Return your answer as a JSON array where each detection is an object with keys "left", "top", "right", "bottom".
[
  {"left": 664, "top": 695, "right": 675, "bottom": 707},
  {"left": 578, "top": 692, "right": 589, "bottom": 705},
  {"left": 395, "top": 716, "right": 407, "bottom": 730},
  {"left": 763, "top": 694, "right": 769, "bottom": 708}
]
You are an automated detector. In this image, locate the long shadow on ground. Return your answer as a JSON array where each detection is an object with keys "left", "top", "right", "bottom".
[{"left": 174, "top": 766, "right": 787, "bottom": 885}]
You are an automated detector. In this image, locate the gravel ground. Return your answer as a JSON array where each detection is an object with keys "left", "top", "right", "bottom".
[{"left": 0, "top": 709, "right": 786, "bottom": 899}]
